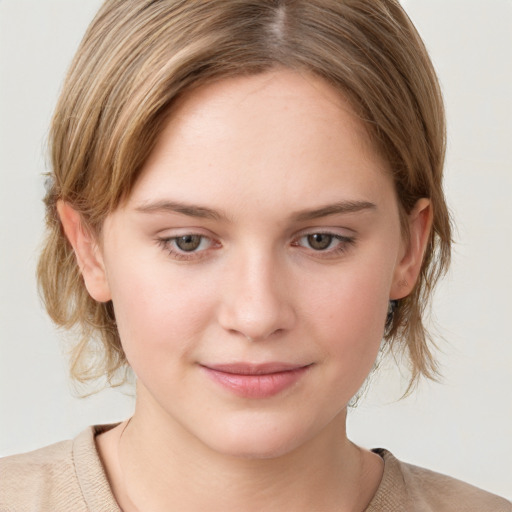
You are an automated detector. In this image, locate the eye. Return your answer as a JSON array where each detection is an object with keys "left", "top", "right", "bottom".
[
  {"left": 157, "top": 233, "right": 217, "bottom": 261},
  {"left": 293, "top": 231, "right": 356, "bottom": 256}
]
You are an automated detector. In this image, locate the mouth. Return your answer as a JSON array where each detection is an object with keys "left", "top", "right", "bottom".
[{"left": 199, "top": 362, "right": 313, "bottom": 399}]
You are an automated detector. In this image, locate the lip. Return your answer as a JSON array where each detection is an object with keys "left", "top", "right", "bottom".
[{"left": 200, "top": 362, "right": 312, "bottom": 399}]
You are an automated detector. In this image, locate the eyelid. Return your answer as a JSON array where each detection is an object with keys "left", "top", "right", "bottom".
[
  {"left": 292, "top": 226, "right": 356, "bottom": 242},
  {"left": 294, "top": 224, "right": 356, "bottom": 236}
]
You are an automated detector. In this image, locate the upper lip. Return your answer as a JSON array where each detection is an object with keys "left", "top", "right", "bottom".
[{"left": 201, "top": 362, "right": 312, "bottom": 375}]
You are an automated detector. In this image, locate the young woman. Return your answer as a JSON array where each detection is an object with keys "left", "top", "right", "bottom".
[{"left": 1, "top": 1, "right": 510, "bottom": 510}]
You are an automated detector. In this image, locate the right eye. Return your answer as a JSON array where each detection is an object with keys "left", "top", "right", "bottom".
[{"left": 157, "top": 234, "right": 217, "bottom": 261}]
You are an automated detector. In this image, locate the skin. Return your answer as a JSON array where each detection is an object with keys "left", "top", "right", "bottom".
[{"left": 59, "top": 69, "right": 432, "bottom": 511}]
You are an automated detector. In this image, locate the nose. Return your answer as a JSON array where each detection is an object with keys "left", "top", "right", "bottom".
[{"left": 217, "top": 249, "right": 296, "bottom": 342}]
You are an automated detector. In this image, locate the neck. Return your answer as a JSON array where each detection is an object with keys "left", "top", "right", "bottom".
[{"left": 101, "top": 389, "right": 382, "bottom": 512}]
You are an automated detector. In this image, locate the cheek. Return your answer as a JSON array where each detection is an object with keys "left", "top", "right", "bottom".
[
  {"left": 105, "top": 252, "right": 217, "bottom": 373},
  {"left": 312, "top": 293, "right": 385, "bottom": 403},
  {"left": 303, "top": 256, "right": 393, "bottom": 372}
]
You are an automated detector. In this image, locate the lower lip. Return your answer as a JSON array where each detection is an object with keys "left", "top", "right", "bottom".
[{"left": 201, "top": 366, "right": 310, "bottom": 399}]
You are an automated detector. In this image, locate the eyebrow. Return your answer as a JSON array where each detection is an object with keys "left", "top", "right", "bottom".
[
  {"left": 292, "top": 200, "right": 377, "bottom": 221},
  {"left": 134, "top": 199, "right": 377, "bottom": 221},
  {"left": 135, "top": 200, "right": 223, "bottom": 220}
]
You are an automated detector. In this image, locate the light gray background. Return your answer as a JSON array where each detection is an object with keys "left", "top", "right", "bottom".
[{"left": 1, "top": 0, "right": 511, "bottom": 499}]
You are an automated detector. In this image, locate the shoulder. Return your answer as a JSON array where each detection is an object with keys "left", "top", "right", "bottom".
[
  {"left": 0, "top": 425, "right": 120, "bottom": 512},
  {"left": 367, "top": 449, "right": 512, "bottom": 512},
  {"left": 0, "top": 436, "right": 84, "bottom": 511}
]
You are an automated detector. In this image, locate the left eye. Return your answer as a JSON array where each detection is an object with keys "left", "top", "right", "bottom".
[{"left": 296, "top": 233, "right": 351, "bottom": 252}]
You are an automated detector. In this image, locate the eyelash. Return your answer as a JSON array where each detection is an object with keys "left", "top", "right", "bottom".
[{"left": 156, "top": 232, "right": 356, "bottom": 261}]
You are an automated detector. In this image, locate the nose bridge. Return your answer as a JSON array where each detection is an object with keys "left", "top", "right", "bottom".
[{"left": 218, "top": 243, "right": 295, "bottom": 340}]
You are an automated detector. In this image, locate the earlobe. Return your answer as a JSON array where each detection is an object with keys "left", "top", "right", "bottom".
[
  {"left": 57, "top": 201, "right": 112, "bottom": 303},
  {"left": 390, "top": 198, "right": 433, "bottom": 299}
]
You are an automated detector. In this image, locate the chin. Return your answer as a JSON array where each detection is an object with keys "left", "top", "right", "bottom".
[{"left": 196, "top": 410, "right": 335, "bottom": 460}]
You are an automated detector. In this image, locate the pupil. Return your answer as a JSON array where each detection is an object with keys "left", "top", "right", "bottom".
[
  {"left": 308, "top": 234, "right": 332, "bottom": 250},
  {"left": 176, "top": 235, "right": 201, "bottom": 251}
]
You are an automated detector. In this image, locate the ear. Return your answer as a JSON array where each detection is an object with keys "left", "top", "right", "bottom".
[
  {"left": 390, "top": 198, "right": 433, "bottom": 300},
  {"left": 57, "top": 201, "right": 112, "bottom": 303}
]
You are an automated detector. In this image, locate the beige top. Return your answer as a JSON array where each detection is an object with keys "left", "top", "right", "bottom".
[{"left": 1, "top": 425, "right": 510, "bottom": 512}]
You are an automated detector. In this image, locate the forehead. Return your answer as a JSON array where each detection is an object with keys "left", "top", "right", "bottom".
[
  {"left": 152, "top": 69, "right": 376, "bottom": 165},
  {"left": 127, "top": 69, "right": 393, "bottom": 217}
]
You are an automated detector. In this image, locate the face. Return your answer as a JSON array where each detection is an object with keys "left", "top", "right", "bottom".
[{"left": 70, "top": 69, "right": 428, "bottom": 459}]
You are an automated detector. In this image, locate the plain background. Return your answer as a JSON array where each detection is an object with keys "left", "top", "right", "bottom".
[{"left": 0, "top": 0, "right": 511, "bottom": 500}]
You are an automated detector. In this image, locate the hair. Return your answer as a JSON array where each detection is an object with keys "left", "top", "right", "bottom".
[{"left": 38, "top": 0, "right": 451, "bottom": 392}]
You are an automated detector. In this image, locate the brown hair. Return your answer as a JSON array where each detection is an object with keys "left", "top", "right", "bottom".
[{"left": 38, "top": 0, "right": 451, "bottom": 390}]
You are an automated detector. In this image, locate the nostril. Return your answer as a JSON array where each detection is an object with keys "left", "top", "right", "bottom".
[{"left": 241, "top": 328, "right": 284, "bottom": 343}]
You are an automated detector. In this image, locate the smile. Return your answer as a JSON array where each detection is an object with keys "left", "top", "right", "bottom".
[{"left": 199, "top": 362, "right": 313, "bottom": 399}]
